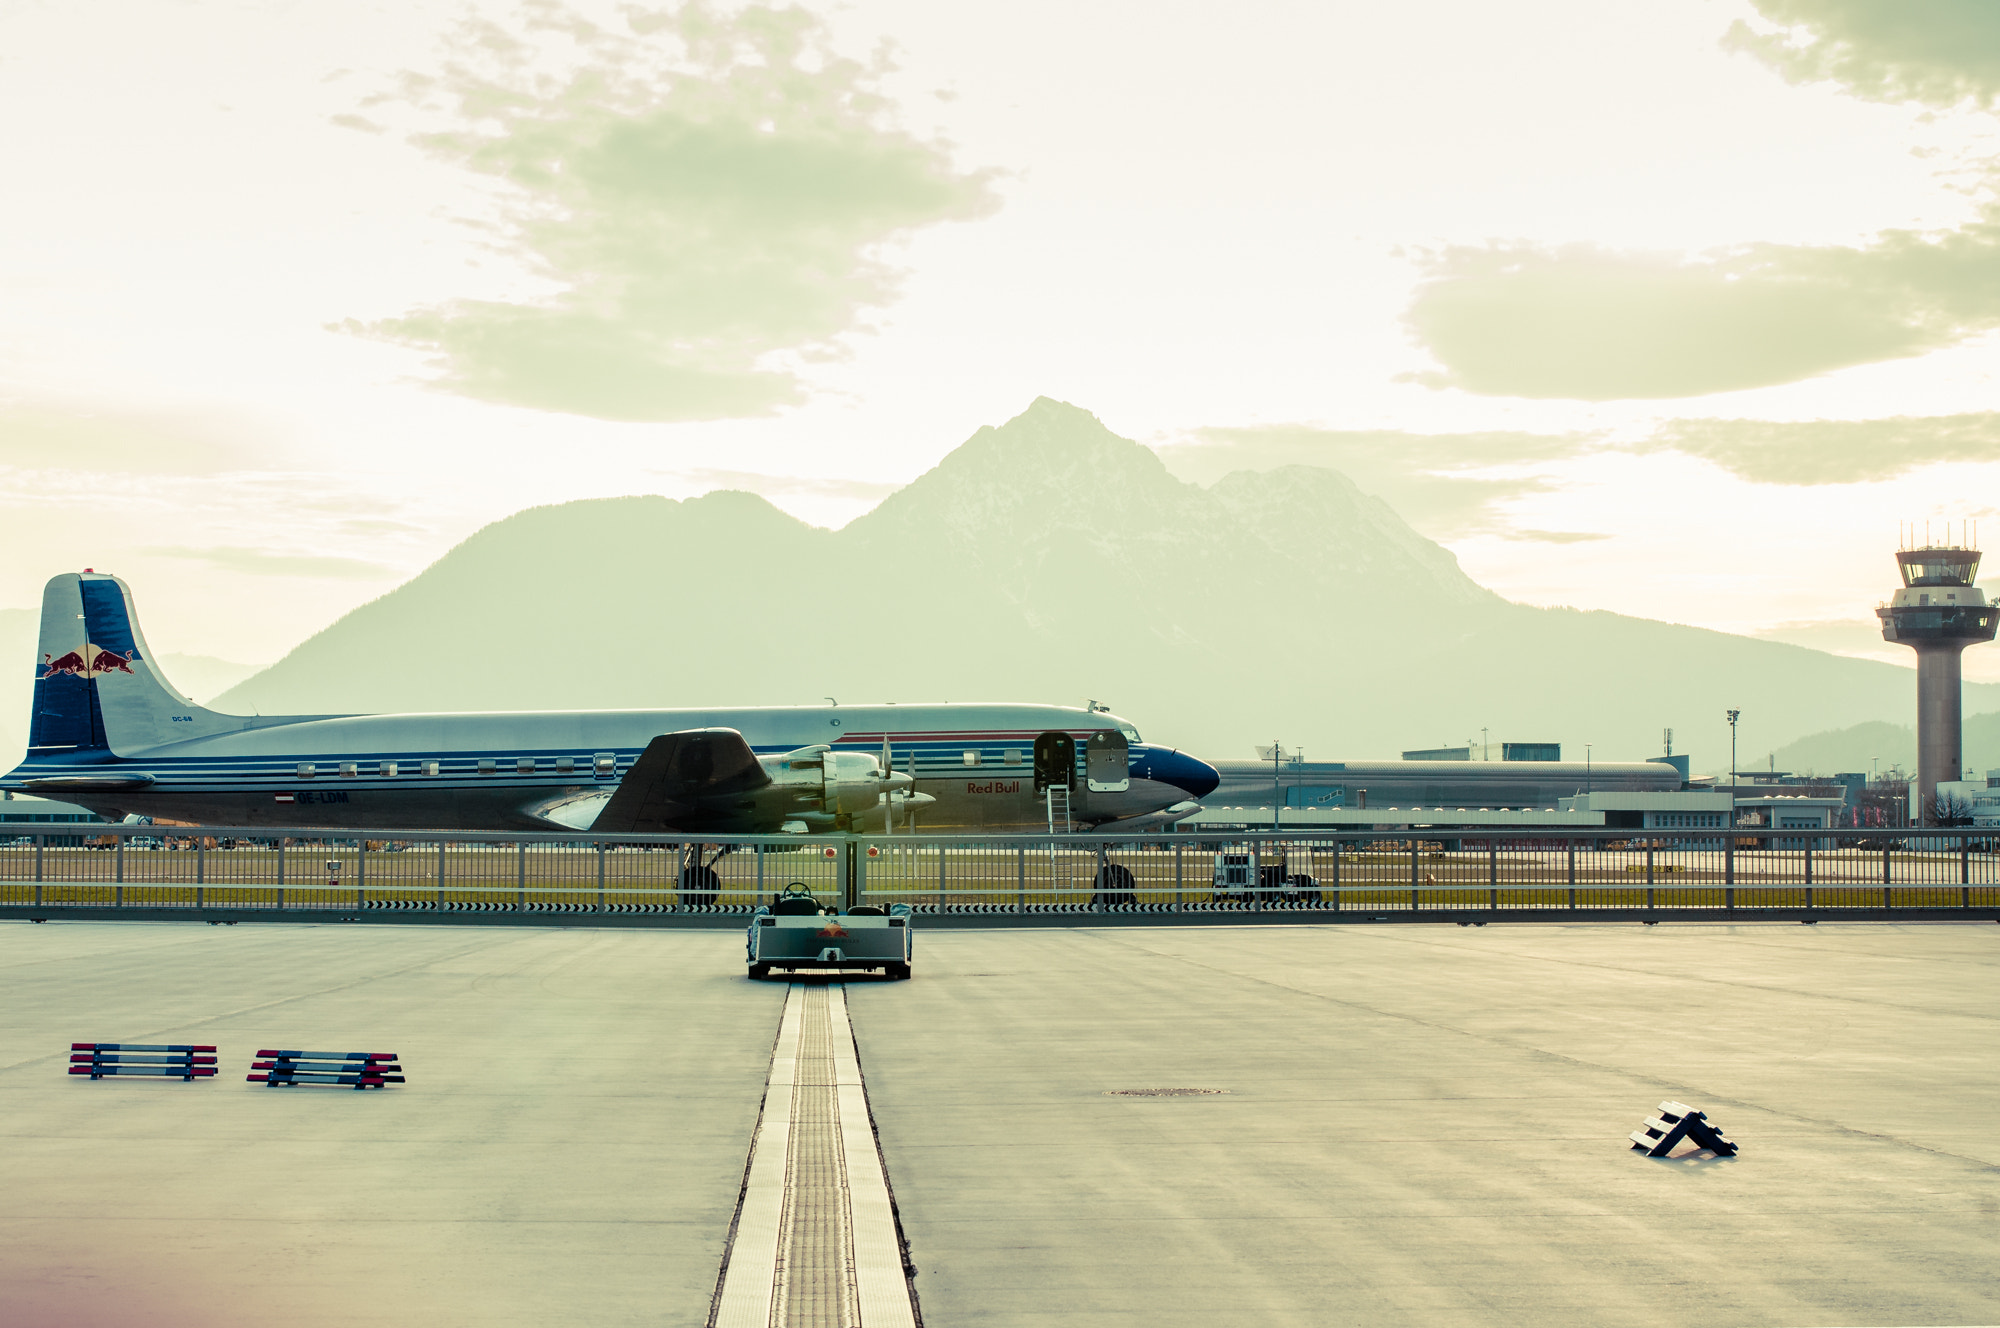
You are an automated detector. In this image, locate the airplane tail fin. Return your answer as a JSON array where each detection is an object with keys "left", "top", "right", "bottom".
[{"left": 29, "top": 572, "right": 238, "bottom": 755}]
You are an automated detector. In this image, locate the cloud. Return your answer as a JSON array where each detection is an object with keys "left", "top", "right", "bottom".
[
  {"left": 1168, "top": 409, "right": 2000, "bottom": 507},
  {"left": 1511, "top": 529, "right": 1611, "bottom": 544},
  {"left": 1649, "top": 410, "right": 2000, "bottom": 483},
  {"left": 350, "top": 2, "right": 998, "bottom": 423},
  {"left": 1727, "top": 1, "right": 2000, "bottom": 106},
  {"left": 1403, "top": 220, "right": 2000, "bottom": 399},
  {"left": 1159, "top": 425, "right": 1594, "bottom": 535},
  {"left": 0, "top": 402, "right": 264, "bottom": 474},
  {"left": 148, "top": 546, "right": 394, "bottom": 580}
]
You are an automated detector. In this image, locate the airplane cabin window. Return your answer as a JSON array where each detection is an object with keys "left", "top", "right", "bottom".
[
  {"left": 963, "top": 750, "right": 981, "bottom": 766},
  {"left": 594, "top": 753, "right": 616, "bottom": 776},
  {"left": 1004, "top": 749, "right": 1022, "bottom": 765},
  {"left": 339, "top": 762, "right": 358, "bottom": 779},
  {"left": 557, "top": 757, "right": 574, "bottom": 774},
  {"left": 296, "top": 762, "right": 315, "bottom": 779},
  {"left": 517, "top": 757, "right": 535, "bottom": 774},
  {"left": 421, "top": 760, "right": 440, "bottom": 777},
  {"left": 380, "top": 761, "right": 398, "bottom": 777},
  {"left": 478, "top": 759, "right": 497, "bottom": 775}
]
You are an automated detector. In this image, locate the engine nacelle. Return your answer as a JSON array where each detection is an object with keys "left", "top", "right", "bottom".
[{"left": 762, "top": 745, "right": 910, "bottom": 816}]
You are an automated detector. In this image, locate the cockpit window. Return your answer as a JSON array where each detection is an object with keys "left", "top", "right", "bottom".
[{"left": 1118, "top": 724, "right": 1141, "bottom": 743}]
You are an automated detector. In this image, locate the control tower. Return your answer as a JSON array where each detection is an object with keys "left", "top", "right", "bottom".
[{"left": 1877, "top": 540, "right": 1998, "bottom": 822}]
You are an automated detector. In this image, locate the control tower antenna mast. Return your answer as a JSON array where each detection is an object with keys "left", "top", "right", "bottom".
[{"left": 1877, "top": 532, "right": 1997, "bottom": 824}]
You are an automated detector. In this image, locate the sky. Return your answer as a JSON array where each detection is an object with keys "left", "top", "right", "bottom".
[{"left": 7, "top": 0, "right": 2000, "bottom": 680}]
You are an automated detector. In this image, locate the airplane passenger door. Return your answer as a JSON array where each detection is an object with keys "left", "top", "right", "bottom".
[
  {"left": 1033, "top": 731, "right": 1075, "bottom": 794},
  {"left": 1085, "top": 730, "right": 1130, "bottom": 793}
]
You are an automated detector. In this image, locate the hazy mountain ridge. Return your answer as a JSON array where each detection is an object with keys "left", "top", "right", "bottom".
[
  {"left": 1764, "top": 714, "right": 2000, "bottom": 782},
  {"left": 203, "top": 397, "right": 1994, "bottom": 765}
]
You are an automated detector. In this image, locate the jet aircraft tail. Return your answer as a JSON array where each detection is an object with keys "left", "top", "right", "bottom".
[{"left": 29, "top": 572, "right": 244, "bottom": 756}]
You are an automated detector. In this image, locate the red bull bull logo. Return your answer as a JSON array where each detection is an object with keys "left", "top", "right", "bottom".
[{"left": 39, "top": 644, "right": 139, "bottom": 680}]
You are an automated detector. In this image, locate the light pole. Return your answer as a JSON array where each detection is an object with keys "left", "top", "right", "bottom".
[
  {"left": 1585, "top": 743, "right": 1592, "bottom": 794},
  {"left": 1726, "top": 709, "right": 1741, "bottom": 789},
  {"left": 1481, "top": 727, "right": 1489, "bottom": 761}
]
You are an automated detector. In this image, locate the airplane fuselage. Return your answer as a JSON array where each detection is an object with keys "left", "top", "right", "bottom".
[{"left": 13, "top": 702, "right": 1218, "bottom": 834}]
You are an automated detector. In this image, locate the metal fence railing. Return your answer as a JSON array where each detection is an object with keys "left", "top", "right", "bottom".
[
  {"left": 855, "top": 830, "right": 2000, "bottom": 913},
  {"left": 0, "top": 828, "right": 842, "bottom": 915},
  {"left": 4, "top": 826, "right": 1999, "bottom": 920}
]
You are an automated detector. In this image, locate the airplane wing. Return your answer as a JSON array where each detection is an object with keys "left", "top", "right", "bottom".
[{"left": 591, "top": 728, "right": 772, "bottom": 833}]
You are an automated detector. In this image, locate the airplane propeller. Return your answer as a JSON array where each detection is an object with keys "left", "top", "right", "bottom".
[
  {"left": 882, "top": 736, "right": 896, "bottom": 835},
  {"left": 875, "top": 738, "right": 931, "bottom": 834}
]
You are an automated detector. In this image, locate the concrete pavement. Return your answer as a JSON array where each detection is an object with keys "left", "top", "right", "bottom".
[
  {"left": 0, "top": 922, "right": 780, "bottom": 1328},
  {"left": 848, "top": 921, "right": 2000, "bottom": 1328},
  {"left": 3, "top": 918, "right": 1997, "bottom": 1327}
]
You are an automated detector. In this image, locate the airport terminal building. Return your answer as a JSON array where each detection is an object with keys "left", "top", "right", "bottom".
[{"left": 1208, "top": 751, "right": 1681, "bottom": 813}]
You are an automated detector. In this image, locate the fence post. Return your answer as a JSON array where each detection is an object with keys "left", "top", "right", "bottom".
[
  {"left": 1329, "top": 838, "right": 1341, "bottom": 912},
  {"left": 1961, "top": 838, "right": 1971, "bottom": 906},
  {"left": 196, "top": 840, "right": 205, "bottom": 910},
  {"left": 35, "top": 834, "right": 43, "bottom": 885},
  {"left": 757, "top": 843, "right": 765, "bottom": 902},
  {"left": 1644, "top": 844, "right": 1654, "bottom": 910},
  {"left": 596, "top": 842, "right": 606, "bottom": 911},
  {"left": 1409, "top": 839, "right": 1419, "bottom": 912},
  {"left": 276, "top": 839, "right": 286, "bottom": 911},
  {"left": 1488, "top": 841, "right": 1498, "bottom": 912},
  {"left": 934, "top": 841, "right": 944, "bottom": 913},
  {"left": 516, "top": 842, "right": 526, "bottom": 911},
  {"left": 115, "top": 835, "right": 124, "bottom": 887},
  {"left": 356, "top": 843, "right": 365, "bottom": 909},
  {"left": 1724, "top": 833, "right": 1735, "bottom": 909},
  {"left": 1566, "top": 839, "right": 1576, "bottom": 909},
  {"left": 1018, "top": 844, "right": 1027, "bottom": 913},
  {"left": 1882, "top": 841, "right": 1892, "bottom": 909},
  {"left": 1804, "top": 840, "right": 1813, "bottom": 889},
  {"left": 436, "top": 840, "right": 445, "bottom": 910}
]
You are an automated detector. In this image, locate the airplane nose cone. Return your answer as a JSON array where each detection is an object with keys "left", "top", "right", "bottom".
[{"left": 1132, "top": 746, "right": 1220, "bottom": 800}]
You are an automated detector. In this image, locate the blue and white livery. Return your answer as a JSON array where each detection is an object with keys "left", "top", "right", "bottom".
[{"left": 6, "top": 572, "right": 1219, "bottom": 834}]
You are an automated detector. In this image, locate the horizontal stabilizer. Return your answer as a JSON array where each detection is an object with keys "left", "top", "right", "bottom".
[{"left": 591, "top": 728, "right": 771, "bottom": 833}]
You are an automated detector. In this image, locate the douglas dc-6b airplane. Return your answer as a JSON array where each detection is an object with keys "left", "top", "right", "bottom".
[{"left": 7, "top": 572, "right": 1219, "bottom": 834}]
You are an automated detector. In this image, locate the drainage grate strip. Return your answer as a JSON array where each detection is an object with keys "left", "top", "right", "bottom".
[{"left": 712, "top": 983, "right": 917, "bottom": 1328}]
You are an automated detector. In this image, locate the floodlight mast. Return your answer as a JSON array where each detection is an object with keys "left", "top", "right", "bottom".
[{"left": 1877, "top": 532, "right": 1997, "bottom": 824}]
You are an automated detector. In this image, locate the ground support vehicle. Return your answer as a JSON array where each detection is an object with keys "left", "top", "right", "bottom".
[
  {"left": 1212, "top": 846, "right": 1321, "bottom": 905},
  {"left": 746, "top": 885, "right": 913, "bottom": 980}
]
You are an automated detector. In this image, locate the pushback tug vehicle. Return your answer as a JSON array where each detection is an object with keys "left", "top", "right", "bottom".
[{"left": 747, "top": 884, "right": 913, "bottom": 980}]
